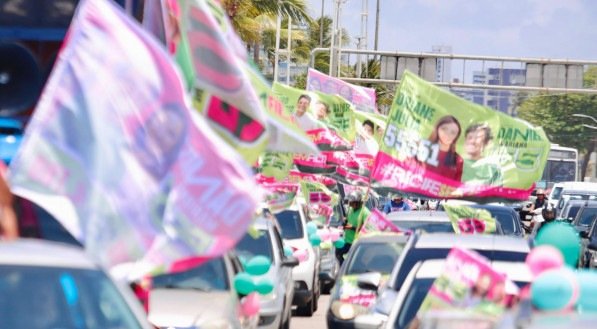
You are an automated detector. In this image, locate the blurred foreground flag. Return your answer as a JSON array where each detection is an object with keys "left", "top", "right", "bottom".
[{"left": 8, "top": 0, "right": 259, "bottom": 278}]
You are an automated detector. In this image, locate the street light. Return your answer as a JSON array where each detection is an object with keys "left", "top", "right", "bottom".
[{"left": 572, "top": 114, "right": 597, "bottom": 130}]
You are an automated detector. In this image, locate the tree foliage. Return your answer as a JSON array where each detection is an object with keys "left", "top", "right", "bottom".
[{"left": 517, "top": 92, "right": 597, "bottom": 178}]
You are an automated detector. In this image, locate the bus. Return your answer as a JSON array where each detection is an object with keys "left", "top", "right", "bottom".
[{"left": 536, "top": 144, "right": 579, "bottom": 189}]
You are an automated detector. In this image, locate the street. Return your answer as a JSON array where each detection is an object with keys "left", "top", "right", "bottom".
[{"left": 291, "top": 295, "right": 330, "bottom": 329}]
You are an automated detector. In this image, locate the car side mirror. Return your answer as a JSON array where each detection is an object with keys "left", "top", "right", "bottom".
[
  {"left": 281, "top": 256, "right": 299, "bottom": 268},
  {"left": 580, "top": 231, "right": 590, "bottom": 239},
  {"left": 357, "top": 272, "right": 382, "bottom": 292}
]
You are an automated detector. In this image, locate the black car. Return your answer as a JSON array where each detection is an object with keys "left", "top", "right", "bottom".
[{"left": 468, "top": 203, "right": 525, "bottom": 237}]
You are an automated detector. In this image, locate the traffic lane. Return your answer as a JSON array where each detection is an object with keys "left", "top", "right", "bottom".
[{"left": 291, "top": 294, "right": 330, "bottom": 329}]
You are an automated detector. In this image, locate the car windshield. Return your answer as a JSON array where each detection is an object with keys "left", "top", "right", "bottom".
[
  {"left": 393, "top": 221, "right": 454, "bottom": 233},
  {"left": 487, "top": 210, "right": 517, "bottom": 235},
  {"left": 152, "top": 257, "right": 229, "bottom": 291},
  {"left": 391, "top": 248, "right": 528, "bottom": 290},
  {"left": 576, "top": 207, "right": 597, "bottom": 227},
  {"left": 235, "top": 230, "right": 274, "bottom": 263},
  {"left": 565, "top": 206, "right": 581, "bottom": 220},
  {"left": 0, "top": 265, "right": 143, "bottom": 329},
  {"left": 346, "top": 241, "right": 405, "bottom": 275},
  {"left": 275, "top": 210, "right": 304, "bottom": 239},
  {"left": 394, "top": 278, "right": 434, "bottom": 329}
]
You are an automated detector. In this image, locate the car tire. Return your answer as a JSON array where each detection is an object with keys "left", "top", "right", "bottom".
[{"left": 296, "top": 294, "right": 315, "bottom": 316}]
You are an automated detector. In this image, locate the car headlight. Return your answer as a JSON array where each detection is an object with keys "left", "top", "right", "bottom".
[{"left": 330, "top": 301, "right": 369, "bottom": 320}]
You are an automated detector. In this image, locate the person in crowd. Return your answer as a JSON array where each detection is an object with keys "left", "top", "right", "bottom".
[
  {"left": 354, "top": 120, "right": 379, "bottom": 156},
  {"left": 338, "top": 85, "right": 353, "bottom": 103},
  {"left": 461, "top": 123, "right": 503, "bottom": 186},
  {"left": 423, "top": 115, "right": 463, "bottom": 181},
  {"left": 336, "top": 191, "right": 370, "bottom": 265},
  {"left": 308, "top": 77, "right": 322, "bottom": 91},
  {"left": 314, "top": 100, "right": 330, "bottom": 122},
  {"left": 293, "top": 94, "right": 320, "bottom": 131},
  {"left": 383, "top": 194, "right": 412, "bottom": 214},
  {"left": 530, "top": 189, "right": 547, "bottom": 211},
  {"left": 0, "top": 161, "right": 17, "bottom": 240}
]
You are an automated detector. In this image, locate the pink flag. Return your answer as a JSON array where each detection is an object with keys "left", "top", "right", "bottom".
[
  {"left": 8, "top": 0, "right": 259, "bottom": 279},
  {"left": 359, "top": 209, "right": 403, "bottom": 235}
]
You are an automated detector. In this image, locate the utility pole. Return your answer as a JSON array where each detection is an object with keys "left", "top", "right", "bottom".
[
  {"left": 319, "top": 0, "right": 325, "bottom": 47},
  {"left": 356, "top": 0, "right": 368, "bottom": 78},
  {"left": 374, "top": 0, "right": 380, "bottom": 52}
]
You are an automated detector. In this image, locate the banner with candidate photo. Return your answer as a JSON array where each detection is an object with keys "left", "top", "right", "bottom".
[
  {"left": 307, "top": 68, "right": 377, "bottom": 113},
  {"left": 272, "top": 82, "right": 357, "bottom": 143},
  {"left": 370, "top": 71, "right": 550, "bottom": 201}
]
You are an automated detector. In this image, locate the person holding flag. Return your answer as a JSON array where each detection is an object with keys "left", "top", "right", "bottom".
[{"left": 336, "top": 191, "right": 370, "bottom": 265}]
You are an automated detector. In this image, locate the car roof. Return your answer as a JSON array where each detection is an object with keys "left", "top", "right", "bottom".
[
  {"left": 413, "top": 259, "right": 532, "bottom": 283},
  {"left": 387, "top": 211, "right": 450, "bottom": 222},
  {"left": 468, "top": 203, "right": 517, "bottom": 213},
  {"left": 413, "top": 233, "right": 530, "bottom": 253},
  {"left": 353, "top": 233, "right": 410, "bottom": 244},
  {"left": 0, "top": 238, "right": 98, "bottom": 269}
]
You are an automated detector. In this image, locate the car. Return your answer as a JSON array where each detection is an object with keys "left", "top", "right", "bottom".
[
  {"left": 373, "top": 233, "right": 530, "bottom": 318},
  {"left": 0, "top": 117, "right": 23, "bottom": 164},
  {"left": 549, "top": 181, "right": 597, "bottom": 207},
  {"left": 559, "top": 199, "right": 597, "bottom": 222},
  {"left": 326, "top": 233, "right": 409, "bottom": 329},
  {"left": 148, "top": 252, "right": 259, "bottom": 329},
  {"left": 235, "top": 215, "right": 298, "bottom": 329},
  {"left": 579, "top": 217, "right": 597, "bottom": 268},
  {"left": 571, "top": 204, "right": 597, "bottom": 236},
  {"left": 0, "top": 238, "right": 152, "bottom": 329},
  {"left": 274, "top": 204, "right": 321, "bottom": 316},
  {"left": 379, "top": 259, "right": 532, "bottom": 329},
  {"left": 388, "top": 210, "right": 505, "bottom": 235}
]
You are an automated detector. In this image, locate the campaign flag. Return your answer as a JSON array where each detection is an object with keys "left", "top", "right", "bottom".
[
  {"left": 359, "top": 209, "right": 403, "bottom": 235},
  {"left": 300, "top": 181, "right": 339, "bottom": 206},
  {"left": 260, "top": 183, "right": 299, "bottom": 214},
  {"left": 418, "top": 247, "right": 507, "bottom": 318},
  {"left": 307, "top": 68, "right": 377, "bottom": 113},
  {"left": 259, "top": 152, "right": 294, "bottom": 181},
  {"left": 294, "top": 153, "right": 337, "bottom": 175},
  {"left": 272, "top": 82, "right": 357, "bottom": 143},
  {"left": 371, "top": 71, "right": 550, "bottom": 201},
  {"left": 443, "top": 204, "right": 497, "bottom": 234},
  {"left": 8, "top": 0, "right": 259, "bottom": 278}
]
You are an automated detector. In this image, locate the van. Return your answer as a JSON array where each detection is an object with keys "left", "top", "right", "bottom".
[{"left": 549, "top": 182, "right": 597, "bottom": 206}]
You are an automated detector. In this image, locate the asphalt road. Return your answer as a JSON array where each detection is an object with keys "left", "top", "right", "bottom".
[{"left": 291, "top": 295, "right": 330, "bottom": 329}]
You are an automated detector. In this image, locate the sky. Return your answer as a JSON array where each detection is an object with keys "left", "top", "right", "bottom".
[{"left": 305, "top": 0, "right": 597, "bottom": 80}]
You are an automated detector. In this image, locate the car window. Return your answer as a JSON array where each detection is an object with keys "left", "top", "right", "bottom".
[
  {"left": 235, "top": 230, "right": 274, "bottom": 263},
  {"left": 272, "top": 226, "right": 286, "bottom": 260},
  {"left": 566, "top": 206, "right": 581, "bottom": 220},
  {"left": 391, "top": 248, "right": 528, "bottom": 290},
  {"left": 392, "top": 221, "right": 454, "bottom": 233},
  {"left": 394, "top": 278, "right": 434, "bottom": 329},
  {"left": 488, "top": 210, "right": 516, "bottom": 235},
  {"left": 274, "top": 210, "right": 304, "bottom": 239},
  {"left": 551, "top": 187, "right": 563, "bottom": 200},
  {"left": 346, "top": 242, "right": 404, "bottom": 275},
  {"left": 0, "top": 265, "right": 143, "bottom": 329},
  {"left": 576, "top": 207, "right": 597, "bottom": 227},
  {"left": 152, "top": 257, "right": 229, "bottom": 291}
]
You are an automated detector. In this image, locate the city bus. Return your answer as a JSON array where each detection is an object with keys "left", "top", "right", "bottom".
[{"left": 536, "top": 144, "right": 579, "bottom": 190}]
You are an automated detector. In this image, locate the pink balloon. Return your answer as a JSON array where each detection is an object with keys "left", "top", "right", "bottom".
[
  {"left": 526, "top": 245, "right": 564, "bottom": 278},
  {"left": 240, "top": 292, "right": 260, "bottom": 317},
  {"left": 319, "top": 230, "right": 331, "bottom": 241},
  {"left": 293, "top": 249, "right": 308, "bottom": 262},
  {"left": 329, "top": 230, "right": 341, "bottom": 242}
]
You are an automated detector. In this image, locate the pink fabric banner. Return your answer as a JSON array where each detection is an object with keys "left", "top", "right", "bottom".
[{"left": 8, "top": 0, "right": 259, "bottom": 279}]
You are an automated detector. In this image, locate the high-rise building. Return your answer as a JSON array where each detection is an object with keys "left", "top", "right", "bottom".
[{"left": 431, "top": 45, "right": 452, "bottom": 83}]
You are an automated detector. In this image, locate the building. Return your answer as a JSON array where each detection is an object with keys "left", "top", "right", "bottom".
[{"left": 431, "top": 45, "right": 452, "bottom": 83}]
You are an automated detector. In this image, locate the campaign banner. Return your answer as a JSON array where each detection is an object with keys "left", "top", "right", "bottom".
[
  {"left": 307, "top": 68, "right": 377, "bottom": 113},
  {"left": 272, "top": 82, "right": 356, "bottom": 143},
  {"left": 443, "top": 204, "right": 497, "bottom": 234},
  {"left": 307, "top": 203, "right": 334, "bottom": 226},
  {"left": 255, "top": 170, "right": 337, "bottom": 190},
  {"left": 300, "top": 181, "right": 339, "bottom": 206},
  {"left": 307, "top": 128, "right": 353, "bottom": 152},
  {"left": 261, "top": 183, "right": 298, "bottom": 213},
  {"left": 359, "top": 209, "right": 403, "bottom": 235},
  {"left": 259, "top": 152, "right": 294, "bottom": 181},
  {"left": 370, "top": 71, "right": 550, "bottom": 201},
  {"left": 418, "top": 247, "right": 507, "bottom": 318},
  {"left": 7, "top": 0, "right": 259, "bottom": 278},
  {"left": 353, "top": 111, "right": 386, "bottom": 156},
  {"left": 294, "top": 153, "right": 336, "bottom": 175}
]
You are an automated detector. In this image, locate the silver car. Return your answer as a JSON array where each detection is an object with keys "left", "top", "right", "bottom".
[
  {"left": 0, "top": 239, "right": 152, "bottom": 329},
  {"left": 235, "top": 216, "right": 298, "bottom": 329},
  {"left": 148, "top": 252, "right": 259, "bottom": 329}
]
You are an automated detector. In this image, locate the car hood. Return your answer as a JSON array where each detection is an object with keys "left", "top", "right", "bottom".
[{"left": 149, "top": 289, "right": 237, "bottom": 327}]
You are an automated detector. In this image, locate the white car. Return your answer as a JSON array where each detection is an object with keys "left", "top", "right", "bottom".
[
  {"left": 148, "top": 253, "right": 259, "bottom": 329},
  {"left": 235, "top": 215, "right": 298, "bottom": 329},
  {"left": 274, "top": 203, "right": 321, "bottom": 316},
  {"left": 0, "top": 239, "right": 152, "bottom": 329},
  {"left": 357, "top": 259, "right": 531, "bottom": 329}
]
